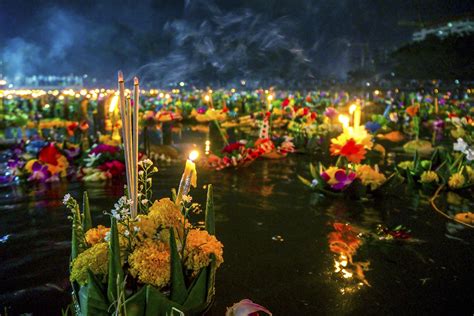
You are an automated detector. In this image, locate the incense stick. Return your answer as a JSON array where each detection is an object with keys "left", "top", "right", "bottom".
[
  {"left": 133, "top": 77, "right": 140, "bottom": 217},
  {"left": 118, "top": 71, "right": 131, "bottom": 200}
]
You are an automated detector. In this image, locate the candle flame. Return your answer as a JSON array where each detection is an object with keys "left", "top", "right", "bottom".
[
  {"left": 204, "top": 95, "right": 210, "bottom": 102},
  {"left": 349, "top": 104, "right": 357, "bottom": 114},
  {"left": 189, "top": 150, "right": 199, "bottom": 161},
  {"left": 338, "top": 114, "right": 349, "bottom": 125},
  {"left": 109, "top": 95, "right": 119, "bottom": 113},
  {"left": 267, "top": 95, "right": 273, "bottom": 101}
]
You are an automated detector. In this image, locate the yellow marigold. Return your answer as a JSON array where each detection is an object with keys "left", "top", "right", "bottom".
[
  {"left": 99, "top": 134, "right": 121, "bottom": 146},
  {"left": 398, "top": 161, "right": 414, "bottom": 170},
  {"left": 85, "top": 225, "right": 110, "bottom": 246},
  {"left": 148, "top": 198, "right": 185, "bottom": 229},
  {"left": 419, "top": 171, "right": 439, "bottom": 184},
  {"left": 184, "top": 229, "right": 224, "bottom": 272},
  {"left": 355, "top": 165, "right": 386, "bottom": 190},
  {"left": 70, "top": 242, "right": 108, "bottom": 286},
  {"left": 321, "top": 166, "right": 340, "bottom": 185},
  {"left": 448, "top": 173, "right": 465, "bottom": 189},
  {"left": 129, "top": 239, "right": 170, "bottom": 288},
  {"left": 134, "top": 214, "right": 158, "bottom": 240}
]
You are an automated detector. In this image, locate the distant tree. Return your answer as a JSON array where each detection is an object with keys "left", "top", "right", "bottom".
[{"left": 390, "top": 34, "right": 474, "bottom": 80}]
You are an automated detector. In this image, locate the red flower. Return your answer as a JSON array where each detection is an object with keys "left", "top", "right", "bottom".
[
  {"left": 282, "top": 98, "right": 290, "bottom": 107},
  {"left": 330, "top": 138, "right": 366, "bottom": 163},
  {"left": 79, "top": 121, "right": 89, "bottom": 131},
  {"left": 66, "top": 122, "right": 79, "bottom": 136},
  {"left": 222, "top": 142, "right": 244, "bottom": 154},
  {"left": 98, "top": 160, "right": 125, "bottom": 177},
  {"left": 39, "top": 144, "right": 60, "bottom": 166},
  {"left": 306, "top": 96, "right": 312, "bottom": 103}
]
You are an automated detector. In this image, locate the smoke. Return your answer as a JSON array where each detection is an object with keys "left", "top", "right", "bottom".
[{"left": 2, "top": 0, "right": 445, "bottom": 86}]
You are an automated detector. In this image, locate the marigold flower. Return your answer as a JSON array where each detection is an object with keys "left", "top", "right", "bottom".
[
  {"left": 148, "top": 198, "right": 185, "bottom": 229},
  {"left": 184, "top": 229, "right": 224, "bottom": 272},
  {"left": 85, "top": 225, "right": 110, "bottom": 246},
  {"left": 448, "top": 173, "right": 465, "bottom": 189},
  {"left": 129, "top": 239, "right": 170, "bottom": 288},
  {"left": 419, "top": 171, "right": 439, "bottom": 184},
  {"left": 70, "top": 242, "right": 108, "bottom": 286},
  {"left": 330, "top": 138, "right": 367, "bottom": 163},
  {"left": 355, "top": 165, "right": 386, "bottom": 190},
  {"left": 406, "top": 105, "right": 419, "bottom": 117}
]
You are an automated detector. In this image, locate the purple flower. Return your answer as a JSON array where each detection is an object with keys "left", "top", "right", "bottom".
[
  {"left": 331, "top": 170, "right": 356, "bottom": 190},
  {"left": 432, "top": 119, "right": 444, "bottom": 131},
  {"left": 64, "top": 146, "right": 81, "bottom": 160},
  {"left": 28, "top": 161, "right": 50, "bottom": 182},
  {"left": 197, "top": 106, "right": 207, "bottom": 114}
]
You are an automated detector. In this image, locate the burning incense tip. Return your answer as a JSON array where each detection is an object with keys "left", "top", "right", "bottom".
[
  {"left": 134, "top": 77, "right": 139, "bottom": 85},
  {"left": 118, "top": 71, "right": 124, "bottom": 82}
]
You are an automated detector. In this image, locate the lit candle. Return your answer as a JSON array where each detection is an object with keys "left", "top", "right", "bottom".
[
  {"left": 338, "top": 114, "right": 350, "bottom": 134},
  {"left": 266, "top": 94, "right": 273, "bottom": 111},
  {"left": 176, "top": 150, "right": 199, "bottom": 205}
]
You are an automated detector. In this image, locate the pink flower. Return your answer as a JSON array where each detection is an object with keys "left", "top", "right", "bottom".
[
  {"left": 226, "top": 299, "right": 272, "bottom": 316},
  {"left": 90, "top": 144, "right": 119, "bottom": 155}
]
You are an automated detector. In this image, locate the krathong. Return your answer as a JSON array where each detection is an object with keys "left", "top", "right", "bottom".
[{"left": 63, "top": 74, "right": 223, "bottom": 315}]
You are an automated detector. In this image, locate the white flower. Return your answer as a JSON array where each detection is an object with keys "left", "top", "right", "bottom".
[
  {"left": 63, "top": 194, "right": 71, "bottom": 204},
  {"left": 453, "top": 138, "right": 468, "bottom": 152},
  {"left": 389, "top": 112, "right": 398, "bottom": 123},
  {"left": 311, "top": 179, "right": 319, "bottom": 187},
  {"left": 141, "top": 199, "right": 149, "bottom": 205},
  {"left": 466, "top": 148, "right": 474, "bottom": 161},
  {"left": 134, "top": 226, "right": 140, "bottom": 232},
  {"left": 124, "top": 230, "right": 130, "bottom": 237},
  {"left": 104, "top": 231, "right": 111, "bottom": 242},
  {"left": 138, "top": 170, "right": 144, "bottom": 176},
  {"left": 84, "top": 153, "right": 102, "bottom": 167}
]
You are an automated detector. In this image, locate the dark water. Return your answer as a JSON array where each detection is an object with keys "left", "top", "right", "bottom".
[{"left": 1, "top": 137, "right": 473, "bottom": 315}]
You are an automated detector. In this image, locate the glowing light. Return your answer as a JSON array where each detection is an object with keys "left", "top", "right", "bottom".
[
  {"left": 267, "top": 95, "right": 273, "bottom": 101},
  {"left": 374, "top": 90, "right": 380, "bottom": 95},
  {"left": 338, "top": 114, "right": 349, "bottom": 127},
  {"left": 231, "top": 88, "right": 236, "bottom": 93},
  {"left": 349, "top": 104, "right": 357, "bottom": 114},
  {"left": 179, "top": 82, "right": 185, "bottom": 87},
  {"left": 109, "top": 95, "right": 119, "bottom": 113},
  {"left": 0, "top": 80, "right": 7, "bottom": 85},
  {"left": 159, "top": 92, "right": 164, "bottom": 98},
  {"left": 189, "top": 150, "right": 199, "bottom": 161},
  {"left": 204, "top": 95, "right": 210, "bottom": 102}
]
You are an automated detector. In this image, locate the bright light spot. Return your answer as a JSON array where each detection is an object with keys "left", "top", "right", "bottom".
[
  {"left": 338, "top": 114, "right": 349, "bottom": 126},
  {"left": 267, "top": 95, "right": 273, "bottom": 101},
  {"left": 231, "top": 88, "right": 236, "bottom": 93},
  {"left": 189, "top": 150, "right": 199, "bottom": 161},
  {"left": 0, "top": 80, "right": 6, "bottom": 85},
  {"left": 179, "top": 81, "right": 185, "bottom": 87},
  {"left": 109, "top": 95, "right": 119, "bottom": 113},
  {"left": 159, "top": 92, "right": 164, "bottom": 98},
  {"left": 374, "top": 90, "right": 380, "bottom": 95},
  {"left": 241, "top": 80, "right": 246, "bottom": 85},
  {"left": 349, "top": 104, "right": 357, "bottom": 114},
  {"left": 204, "top": 95, "right": 210, "bottom": 102}
]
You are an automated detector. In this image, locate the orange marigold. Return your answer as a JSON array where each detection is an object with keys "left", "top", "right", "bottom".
[
  {"left": 406, "top": 105, "right": 419, "bottom": 117},
  {"left": 184, "top": 229, "right": 224, "bottom": 272},
  {"left": 85, "top": 225, "right": 110, "bottom": 246}
]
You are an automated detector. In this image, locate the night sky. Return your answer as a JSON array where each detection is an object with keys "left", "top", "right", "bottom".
[{"left": 0, "top": 0, "right": 472, "bottom": 84}]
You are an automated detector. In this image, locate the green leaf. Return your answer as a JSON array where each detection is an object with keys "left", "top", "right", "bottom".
[
  {"left": 309, "top": 163, "right": 317, "bottom": 178},
  {"left": 125, "top": 286, "right": 147, "bottom": 316},
  {"left": 78, "top": 271, "right": 109, "bottom": 316},
  {"left": 183, "top": 268, "right": 207, "bottom": 309},
  {"left": 205, "top": 184, "right": 215, "bottom": 235},
  {"left": 206, "top": 255, "right": 217, "bottom": 305},
  {"left": 169, "top": 229, "right": 187, "bottom": 304},
  {"left": 145, "top": 286, "right": 185, "bottom": 316},
  {"left": 297, "top": 175, "right": 312, "bottom": 188},
  {"left": 107, "top": 217, "right": 124, "bottom": 303},
  {"left": 83, "top": 192, "right": 92, "bottom": 232}
]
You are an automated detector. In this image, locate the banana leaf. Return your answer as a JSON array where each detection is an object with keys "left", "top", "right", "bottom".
[
  {"left": 169, "top": 229, "right": 187, "bottom": 304},
  {"left": 78, "top": 271, "right": 109, "bottom": 316},
  {"left": 125, "top": 286, "right": 146, "bottom": 316},
  {"left": 183, "top": 268, "right": 207, "bottom": 310},
  {"left": 107, "top": 217, "right": 124, "bottom": 303}
]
